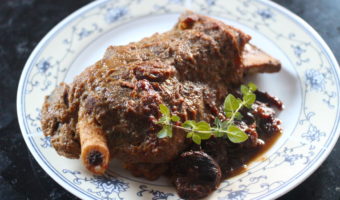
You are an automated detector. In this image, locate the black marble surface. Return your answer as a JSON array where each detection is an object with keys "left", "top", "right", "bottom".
[{"left": 0, "top": 0, "right": 339, "bottom": 199}]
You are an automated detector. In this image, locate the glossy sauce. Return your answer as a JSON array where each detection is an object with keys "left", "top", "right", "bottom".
[{"left": 228, "top": 130, "right": 282, "bottom": 178}]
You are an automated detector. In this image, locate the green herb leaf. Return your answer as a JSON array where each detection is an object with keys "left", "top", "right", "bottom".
[
  {"left": 214, "top": 130, "right": 225, "bottom": 137},
  {"left": 213, "top": 118, "right": 225, "bottom": 137},
  {"left": 192, "top": 134, "right": 202, "bottom": 145},
  {"left": 197, "top": 132, "right": 212, "bottom": 140},
  {"left": 243, "top": 93, "right": 256, "bottom": 108},
  {"left": 224, "top": 94, "right": 240, "bottom": 114},
  {"left": 195, "top": 121, "right": 211, "bottom": 131},
  {"left": 182, "top": 120, "right": 212, "bottom": 142},
  {"left": 186, "top": 132, "right": 194, "bottom": 138},
  {"left": 226, "top": 125, "right": 248, "bottom": 143},
  {"left": 225, "top": 111, "right": 233, "bottom": 118},
  {"left": 214, "top": 118, "right": 222, "bottom": 128},
  {"left": 157, "top": 116, "right": 168, "bottom": 125},
  {"left": 159, "top": 104, "right": 170, "bottom": 117},
  {"left": 171, "top": 115, "right": 180, "bottom": 122},
  {"left": 248, "top": 82, "right": 257, "bottom": 92},
  {"left": 221, "top": 121, "right": 230, "bottom": 129},
  {"left": 241, "top": 85, "right": 249, "bottom": 96},
  {"left": 182, "top": 120, "right": 196, "bottom": 129},
  {"left": 234, "top": 112, "right": 243, "bottom": 120},
  {"left": 157, "top": 125, "right": 172, "bottom": 138}
]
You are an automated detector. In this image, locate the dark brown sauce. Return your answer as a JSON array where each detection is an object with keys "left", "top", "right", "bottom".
[
  {"left": 225, "top": 90, "right": 284, "bottom": 178},
  {"left": 227, "top": 130, "right": 282, "bottom": 178}
]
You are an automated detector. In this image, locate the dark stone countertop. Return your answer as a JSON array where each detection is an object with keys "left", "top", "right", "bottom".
[{"left": 0, "top": 0, "right": 339, "bottom": 199}]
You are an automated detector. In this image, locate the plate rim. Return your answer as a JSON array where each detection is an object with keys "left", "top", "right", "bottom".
[
  {"left": 254, "top": 0, "right": 340, "bottom": 199},
  {"left": 16, "top": 0, "right": 340, "bottom": 199}
]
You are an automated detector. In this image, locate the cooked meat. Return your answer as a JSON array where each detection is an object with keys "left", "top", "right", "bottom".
[
  {"left": 123, "top": 162, "right": 169, "bottom": 181},
  {"left": 41, "top": 11, "right": 281, "bottom": 182}
]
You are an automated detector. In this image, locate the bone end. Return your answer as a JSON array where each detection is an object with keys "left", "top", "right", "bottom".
[{"left": 78, "top": 118, "right": 110, "bottom": 175}]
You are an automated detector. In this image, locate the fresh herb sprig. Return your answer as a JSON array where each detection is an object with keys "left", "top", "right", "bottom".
[{"left": 156, "top": 83, "right": 257, "bottom": 145}]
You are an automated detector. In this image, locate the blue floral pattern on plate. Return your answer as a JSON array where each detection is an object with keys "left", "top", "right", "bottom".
[{"left": 63, "top": 169, "right": 129, "bottom": 200}]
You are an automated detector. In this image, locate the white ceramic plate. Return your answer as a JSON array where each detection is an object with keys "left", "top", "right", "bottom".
[{"left": 17, "top": 0, "right": 340, "bottom": 199}]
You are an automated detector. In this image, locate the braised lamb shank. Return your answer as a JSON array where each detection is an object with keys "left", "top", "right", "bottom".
[{"left": 41, "top": 11, "right": 281, "bottom": 194}]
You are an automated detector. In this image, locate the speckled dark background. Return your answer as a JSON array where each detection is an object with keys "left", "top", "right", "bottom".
[{"left": 0, "top": 0, "right": 339, "bottom": 199}]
